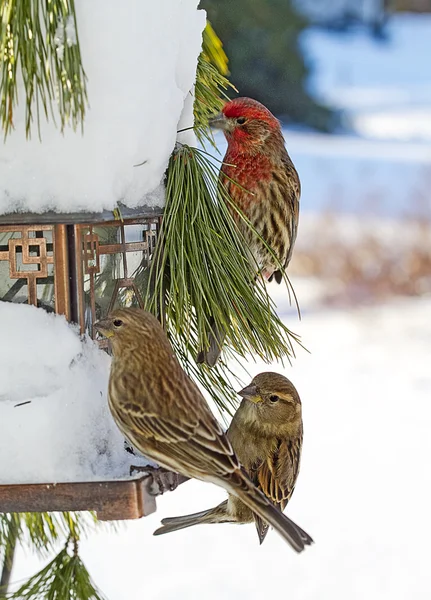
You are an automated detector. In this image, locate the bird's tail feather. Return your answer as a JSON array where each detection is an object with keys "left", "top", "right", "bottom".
[
  {"left": 254, "top": 514, "right": 270, "bottom": 545},
  {"left": 153, "top": 501, "right": 232, "bottom": 536},
  {"left": 272, "top": 270, "right": 283, "bottom": 284},
  {"left": 292, "top": 521, "right": 314, "bottom": 546},
  {"left": 196, "top": 316, "right": 226, "bottom": 367},
  {"left": 230, "top": 475, "right": 313, "bottom": 553}
]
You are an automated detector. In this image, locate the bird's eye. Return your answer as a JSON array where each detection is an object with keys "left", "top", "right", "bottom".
[
  {"left": 269, "top": 395, "right": 279, "bottom": 403},
  {"left": 113, "top": 319, "right": 123, "bottom": 327},
  {"left": 236, "top": 117, "right": 246, "bottom": 125}
]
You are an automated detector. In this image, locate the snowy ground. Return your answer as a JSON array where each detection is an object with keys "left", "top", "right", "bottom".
[
  {"left": 10, "top": 287, "right": 431, "bottom": 599},
  {"left": 83, "top": 293, "right": 431, "bottom": 600},
  {"left": 7, "top": 12, "right": 431, "bottom": 600}
]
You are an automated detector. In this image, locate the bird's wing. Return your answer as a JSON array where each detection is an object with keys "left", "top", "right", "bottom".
[
  {"left": 280, "top": 158, "right": 300, "bottom": 270},
  {"left": 250, "top": 437, "right": 302, "bottom": 543},
  {"left": 116, "top": 401, "right": 244, "bottom": 481},
  {"left": 253, "top": 438, "right": 301, "bottom": 508}
]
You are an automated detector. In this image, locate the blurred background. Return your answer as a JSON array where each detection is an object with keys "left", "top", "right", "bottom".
[{"left": 12, "top": 1, "right": 431, "bottom": 598}]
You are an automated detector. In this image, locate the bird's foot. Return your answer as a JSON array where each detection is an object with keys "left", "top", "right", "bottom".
[
  {"left": 130, "top": 465, "right": 188, "bottom": 496},
  {"left": 129, "top": 463, "right": 153, "bottom": 476}
]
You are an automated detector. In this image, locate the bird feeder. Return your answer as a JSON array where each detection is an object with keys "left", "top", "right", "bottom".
[
  {"left": 0, "top": 207, "right": 190, "bottom": 520},
  {"left": 0, "top": 0, "right": 207, "bottom": 521}
]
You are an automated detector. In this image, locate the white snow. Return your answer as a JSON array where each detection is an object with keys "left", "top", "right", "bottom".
[
  {"left": 0, "top": 303, "right": 150, "bottom": 483},
  {"left": 0, "top": 0, "right": 205, "bottom": 215},
  {"left": 294, "top": 212, "right": 431, "bottom": 257},
  {"left": 54, "top": 16, "right": 78, "bottom": 62}
]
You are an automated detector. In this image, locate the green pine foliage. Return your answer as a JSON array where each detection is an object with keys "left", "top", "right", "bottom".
[
  {"left": 0, "top": 513, "right": 103, "bottom": 600},
  {"left": 8, "top": 543, "right": 105, "bottom": 600},
  {"left": 0, "top": 0, "right": 87, "bottom": 139},
  {"left": 146, "top": 21, "right": 303, "bottom": 415}
]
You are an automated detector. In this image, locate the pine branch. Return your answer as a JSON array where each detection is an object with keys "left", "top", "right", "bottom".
[
  {"left": 21, "top": 513, "right": 60, "bottom": 556},
  {"left": 8, "top": 541, "right": 105, "bottom": 600},
  {"left": 0, "top": 0, "right": 88, "bottom": 139},
  {"left": 0, "top": 512, "right": 110, "bottom": 600},
  {"left": 202, "top": 21, "right": 229, "bottom": 76},
  {"left": 0, "top": 512, "right": 97, "bottom": 560},
  {"left": 57, "top": 512, "right": 99, "bottom": 543}
]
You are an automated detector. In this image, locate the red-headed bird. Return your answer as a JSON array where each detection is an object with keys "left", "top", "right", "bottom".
[{"left": 197, "top": 97, "right": 300, "bottom": 366}]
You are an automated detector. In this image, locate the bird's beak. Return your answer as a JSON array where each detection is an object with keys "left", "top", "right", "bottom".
[
  {"left": 208, "top": 112, "right": 231, "bottom": 132},
  {"left": 238, "top": 384, "right": 262, "bottom": 403},
  {"left": 94, "top": 318, "right": 114, "bottom": 338}
]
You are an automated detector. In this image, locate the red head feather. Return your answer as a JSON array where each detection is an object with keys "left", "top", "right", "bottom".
[{"left": 222, "top": 97, "right": 280, "bottom": 130}]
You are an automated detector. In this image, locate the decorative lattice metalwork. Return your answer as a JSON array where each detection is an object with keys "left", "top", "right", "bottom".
[
  {"left": 0, "top": 216, "right": 162, "bottom": 342},
  {"left": 0, "top": 225, "right": 66, "bottom": 312},
  {"left": 75, "top": 217, "right": 161, "bottom": 342}
]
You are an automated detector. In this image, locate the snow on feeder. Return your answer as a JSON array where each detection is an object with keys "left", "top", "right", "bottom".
[{"left": 0, "top": 0, "right": 206, "bottom": 520}]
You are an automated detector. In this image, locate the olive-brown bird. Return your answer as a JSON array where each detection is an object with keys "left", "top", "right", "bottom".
[
  {"left": 197, "top": 97, "right": 300, "bottom": 366},
  {"left": 154, "top": 372, "right": 311, "bottom": 545},
  {"left": 95, "top": 309, "right": 311, "bottom": 552}
]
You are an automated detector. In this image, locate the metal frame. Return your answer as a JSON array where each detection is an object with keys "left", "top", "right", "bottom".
[
  {"left": 74, "top": 216, "right": 161, "bottom": 338},
  {"left": 0, "top": 214, "right": 163, "bottom": 336},
  {"left": 0, "top": 210, "right": 169, "bottom": 519}
]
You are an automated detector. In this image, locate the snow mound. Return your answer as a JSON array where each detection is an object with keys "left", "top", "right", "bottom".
[
  {"left": 0, "top": 0, "right": 205, "bottom": 215},
  {"left": 0, "top": 303, "right": 151, "bottom": 484}
]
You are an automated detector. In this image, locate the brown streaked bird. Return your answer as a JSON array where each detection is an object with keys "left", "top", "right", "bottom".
[
  {"left": 95, "top": 309, "right": 311, "bottom": 552},
  {"left": 155, "top": 372, "right": 311, "bottom": 545},
  {"left": 197, "top": 97, "right": 300, "bottom": 366}
]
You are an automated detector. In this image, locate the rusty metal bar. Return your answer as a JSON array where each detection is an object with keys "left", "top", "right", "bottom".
[
  {"left": 0, "top": 471, "right": 189, "bottom": 521},
  {"left": 27, "top": 278, "right": 37, "bottom": 307},
  {"left": 0, "top": 477, "right": 157, "bottom": 520},
  {"left": 0, "top": 224, "right": 53, "bottom": 233},
  {"left": 66, "top": 225, "right": 79, "bottom": 325},
  {"left": 74, "top": 225, "right": 86, "bottom": 334},
  {"left": 53, "top": 224, "right": 71, "bottom": 319}
]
